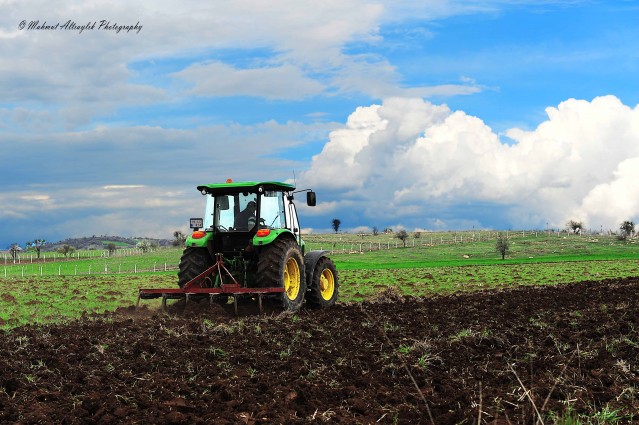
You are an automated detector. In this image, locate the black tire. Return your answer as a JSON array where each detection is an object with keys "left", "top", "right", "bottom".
[
  {"left": 257, "top": 238, "right": 306, "bottom": 312},
  {"left": 178, "top": 248, "right": 229, "bottom": 304},
  {"left": 306, "top": 257, "right": 339, "bottom": 309},
  {"left": 178, "top": 247, "right": 214, "bottom": 288}
]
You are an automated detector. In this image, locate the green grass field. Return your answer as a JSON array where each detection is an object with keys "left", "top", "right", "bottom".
[{"left": 1, "top": 232, "right": 637, "bottom": 329}]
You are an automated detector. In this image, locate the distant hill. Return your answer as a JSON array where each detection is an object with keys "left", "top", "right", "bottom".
[{"left": 43, "top": 235, "right": 173, "bottom": 252}]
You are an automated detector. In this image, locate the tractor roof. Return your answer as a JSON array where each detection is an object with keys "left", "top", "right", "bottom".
[{"left": 197, "top": 181, "right": 295, "bottom": 195}]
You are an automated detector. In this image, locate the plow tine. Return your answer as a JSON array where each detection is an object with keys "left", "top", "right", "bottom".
[
  {"left": 258, "top": 294, "right": 263, "bottom": 314},
  {"left": 233, "top": 295, "right": 238, "bottom": 315},
  {"left": 161, "top": 295, "right": 168, "bottom": 311}
]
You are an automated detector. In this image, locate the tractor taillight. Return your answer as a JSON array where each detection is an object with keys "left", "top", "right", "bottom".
[
  {"left": 256, "top": 229, "right": 270, "bottom": 237},
  {"left": 191, "top": 231, "right": 206, "bottom": 239}
]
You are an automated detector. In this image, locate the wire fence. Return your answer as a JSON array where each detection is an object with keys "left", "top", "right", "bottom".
[
  {"left": 2, "top": 262, "right": 179, "bottom": 278},
  {"left": 1, "top": 248, "right": 152, "bottom": 265},
  {"left": 305, "top": 229, "right": 596, "bottom": 254},
  {"left": 2, "top": 230, "right": 628, "bottom": 277}
]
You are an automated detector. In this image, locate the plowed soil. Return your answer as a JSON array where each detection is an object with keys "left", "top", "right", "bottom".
[{"left": 1, "top": 278, "right": 638, "bottom": 424}]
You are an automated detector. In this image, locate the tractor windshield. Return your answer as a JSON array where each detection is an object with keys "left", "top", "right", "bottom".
[
  {"left": 202, "top": 190, "right": 286, "bottom": 232},
  {"left": 203, "top": 193, "right": 258, "bottom": 231}
]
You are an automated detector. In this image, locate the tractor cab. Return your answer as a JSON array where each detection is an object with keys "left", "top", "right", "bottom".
[{"left": 188, "top": 181, "right": 315, "bottom": 256}]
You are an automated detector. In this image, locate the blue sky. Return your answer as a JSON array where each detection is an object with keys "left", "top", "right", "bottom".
[{"left": 2, "top": 0, "right": 639, "bottom": 248}]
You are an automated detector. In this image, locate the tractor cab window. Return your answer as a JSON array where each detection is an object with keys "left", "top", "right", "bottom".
[
  {"left": 260, "top": 191, "right": 286, "bottom": 230},
  {"left": 213, "top": 193, "right": 258, "bottom": 231}
]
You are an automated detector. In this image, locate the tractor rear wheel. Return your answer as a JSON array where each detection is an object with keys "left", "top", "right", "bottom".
[
  {"left": 178, "top": 247, "right": 228, "bottom": 304},
  {"left": 257, "top": 238, "right": 306, "bottom": 312},
  {"left": 306, "top": 257, "right": 339, "bottom": 309},
  {"left": 178, "top": 247, "right": 214, "bottom": 288}
]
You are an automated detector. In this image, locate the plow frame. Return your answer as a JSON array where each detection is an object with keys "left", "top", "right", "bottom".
[{"left": 137, "top": 253, "right": 284, "bottom": 314}]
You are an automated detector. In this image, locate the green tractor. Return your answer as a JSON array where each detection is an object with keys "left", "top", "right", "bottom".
[{"left": 138, "top": 180, "right": 338, "bottom": 313}]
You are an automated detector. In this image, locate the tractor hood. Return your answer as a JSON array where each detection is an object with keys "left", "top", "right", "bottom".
[{"left": 197, "top": 181, "right": 295, "bottom": 195}]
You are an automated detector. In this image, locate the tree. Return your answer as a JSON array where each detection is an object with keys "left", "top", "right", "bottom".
[
  {"left": 173, "top": 230, "right": 186, "bottom": 247},
  {"left": 396, "top": 230, "right": 409, "bottom": 247},
  {"left": 137, "top": 240, "right": 151, "bottom": 253},
  {"left": 57, "top": 244, "right": 76, "bottom": 258},
  {"left": 26, "top": 239, "right": 46, "bottom": 259},
  {"left": 495, "top": 233, "right": 510, "bottom": 260},
  {"left": 619, "top": 220, "right": 635, "bottom": 240},
  {"left": 9, "top": 243, "right": 21, "bottom": 261},
  {"left": 566, "top": 220, "right": 584, "bottom": 235},
  {"left": 372, "top": 226, "right": 379, "bottom": 236},
  {"left": 331, "top": 218, "right": 341, "bottom": 233},
  {"left": 106, "top": 243, "right": 117, "bottom": 256}
]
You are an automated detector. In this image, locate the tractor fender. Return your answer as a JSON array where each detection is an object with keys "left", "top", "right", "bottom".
[{"left": 303, "top": 250, "right": 329, "bottom": 288}]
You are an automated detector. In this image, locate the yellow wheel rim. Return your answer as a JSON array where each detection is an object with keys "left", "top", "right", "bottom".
[
  {"left": 283, "top": 257, "right": 301, "bottom": 300},
  {"left": 319, "top": 268, "right": 335, "bottom": 301}
]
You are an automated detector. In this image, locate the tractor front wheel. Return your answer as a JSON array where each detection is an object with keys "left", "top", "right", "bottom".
[
  {"left": 306, "top": 257, "right": 339, "bottom": 309},
  {"left": 258, "top": 238, "right": 306, "bottom": 312}
]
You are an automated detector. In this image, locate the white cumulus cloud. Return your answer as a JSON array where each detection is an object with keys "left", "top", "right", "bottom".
[{"left": 299, "top": 95, "right": 639, "bottom": 231}]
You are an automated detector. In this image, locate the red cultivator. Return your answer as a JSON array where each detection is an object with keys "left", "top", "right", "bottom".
[{"left": 137, "top": 254, "right": 285, "bottom": 314}]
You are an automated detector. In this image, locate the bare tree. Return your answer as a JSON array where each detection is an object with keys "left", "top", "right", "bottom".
[
  {"left": 396, "top": 230, "right": 409, "bottom": 247},
  {"left": 372, "top": 226, "right": 379, "bottom": 236},
  {"left": 106, "top": 243, "right": 117, "bottom": 256},
  {"left": 173, "top": 230, "right": 186, "bottom": 247},
  {"left": 9, "top": 243, "right": 21, "bottom": 261},
  {"left": 137, "top": 240, "right": 151, "bottom": 253},
  {"left": 619, "top": 220, "right": 635, "bottom": 240},
  {"left": 331, "top": 218, "right": 341, "bottom": 233},
  {"left": 57, "top": 244, "right": 76, "bottom": 258},
  {"left": 26, "top": 239, "right": 46, "bottom": 259},
  {"left": 566, "top": 220, "right": 584, "bottom": 235},
  {"left": 495, "top": 233, "right": 510, "bottom": 260}
]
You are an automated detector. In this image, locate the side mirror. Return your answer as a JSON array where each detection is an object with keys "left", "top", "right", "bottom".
[
  {"left": 307, "top": 191, "right": 316, "bottom": 207},
  {"left": 217, "top": 196, "right": 229, "bottom": 210}
]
